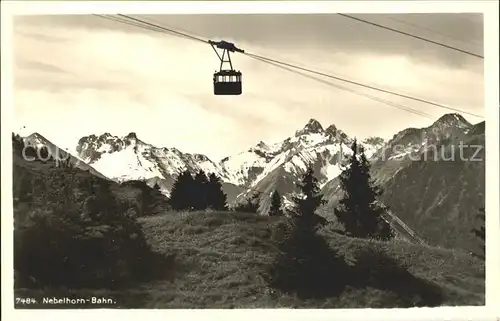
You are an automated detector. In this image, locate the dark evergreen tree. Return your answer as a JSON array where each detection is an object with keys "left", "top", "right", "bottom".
[
  {"left": 472, "top": 207, "right": 485, "bottom": 259},
  {"left": 12, "top": 133, "right": 25, "bottom": 155},
  {"left": 334, "top": 140, "right": 394, "bottom": 240},
  {"left": 136, "top": 182, "right": 166, "bottom": 216},
  {"left": 234, "top": 192, "right": 261, "bottom": 214},
  {"left": 264, "top": 165, "right": 346, "bottom": 298},
  {"left": 205, "top": 173, "right": 228, "bottom": 211},
  {"left": 288, "top": 165, "right": 327, "bottom": 227},
  {"left": 193, "top": 170, "right": 209, "bottom": 210},
  {"left": 268, "top": 190, "right": 283, "bottom": 216},
  {"left": 168, "top": 170, "right": 195, "bottom": 211}
]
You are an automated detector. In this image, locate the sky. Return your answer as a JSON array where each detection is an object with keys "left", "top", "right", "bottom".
[{"left": 13, "top": 13, "right": 484, "bottom": 160}]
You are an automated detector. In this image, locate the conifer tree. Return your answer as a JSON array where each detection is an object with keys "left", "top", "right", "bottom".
[
  {"left": 288, "top": 166, "right": 326, "bottom": 227},
  {"left": 193, "top": 170, "right": 209, "bottom": 210},
  {"left": 268, "top": 190, "right": 283, "bottom": 216},
  {"left": 264, "top": 165, "right": 346, "bottom": 298},
  {"left": 168, "top": 170, "right": 195, "bottom": 211},
  {"left": 234, "top": 192, "right": 261, "bottom": 214},
  {"left": 12, "top": 133, "right": 25, "bottom": 155},
  {"left": 334, "top": 140, "right": 394, "bottom": 240},
  {"left": 138, "top": 182, "right": 164, "bottom": 216},
  {"left": 206, "top": 173, "right": 228, "bottom": 211}
]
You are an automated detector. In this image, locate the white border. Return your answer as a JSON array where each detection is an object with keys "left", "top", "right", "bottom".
[{"left": 1, "top": 1, "right": 499, "bottom": 321}]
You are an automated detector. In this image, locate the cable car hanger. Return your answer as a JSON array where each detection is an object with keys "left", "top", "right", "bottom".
[{"left": 209, "top": 40, "right": 245, "bottom": 96}]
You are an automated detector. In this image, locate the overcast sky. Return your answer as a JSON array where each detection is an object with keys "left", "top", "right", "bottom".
[{"left": 13, "top": 13, "right": 484, "bottom": 160}]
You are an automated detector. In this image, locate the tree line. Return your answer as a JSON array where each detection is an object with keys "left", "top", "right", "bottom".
[
  {"left": 168, "top": 139, "right": 395, "bottom": 241},
  {"left": 168, "top": 167, "right": 286, "bottom": 216}
]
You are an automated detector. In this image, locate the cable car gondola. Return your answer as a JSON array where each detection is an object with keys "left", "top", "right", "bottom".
[{"left": 209, "top": 40, "right": 244, "bottom": 95}]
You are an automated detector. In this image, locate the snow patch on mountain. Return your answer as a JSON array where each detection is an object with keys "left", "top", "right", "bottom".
[
  {"left": 74, "top": 118, "right": 387, "bottom": 202},
  {"left": 90, "top": 143, "right": 163, "bottom": 182},
  {"left": 76, "top": 132, "right": 228, "bottom": 185}
]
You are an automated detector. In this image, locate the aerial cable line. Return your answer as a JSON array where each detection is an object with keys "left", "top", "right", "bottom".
[
  {"left": 384, "top": 16, "right": 482, "bottom": 46},
  {"left": 93, "top": 14, "right": 170, "bottom": 34},
  {"left": 337, "top": 13, "right": 484, "bottom": 59},
  {"left": 116, "top": 14, "right": 209, "bottom": 44},
  {"left": 243, "top": 52, "right": 483, "bottom": 119},
  {"left": 251, "top": 55, "right": 435, "bottom": 119},
  {"left": 93, "top": 14, "right": 209, "bottom": 45},
  {"left": 135, "top": 14, "right": 206, "bottom": 42},
  {"left": 92, "top": 14, "right": 483, "bottom": 119}
]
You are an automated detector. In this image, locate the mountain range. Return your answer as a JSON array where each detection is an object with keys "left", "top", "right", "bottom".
[{"left": 19, "top": 112, "right": 485, "bottom": 252}]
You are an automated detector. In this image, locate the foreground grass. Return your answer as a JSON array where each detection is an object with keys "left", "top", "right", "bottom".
[{"left": 15, "top": 211, "right": 484, "bottom": 308}]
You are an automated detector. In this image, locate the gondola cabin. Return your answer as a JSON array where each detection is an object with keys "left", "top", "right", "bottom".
[
  {"left": 213, "top": 70, "right": 242, "bottom": 95},
  {"left": 209, "top": 40, "right": 245, "bottom": 96}
]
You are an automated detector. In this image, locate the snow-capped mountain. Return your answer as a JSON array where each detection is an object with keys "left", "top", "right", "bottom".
[
  {"left": 221, "top": 118, "right": 383, "bottom": 189},
  {"left": 74, "top": 119, "right": 385, "bottom": 205},
  {"left": 17, "top": 112, "right": 484, "bottom": 250},
  {"left": 75, "top": 132, "right": 236, "bottom": 196},
  {"left": 227, "top": 119, "right": 385, "bottom": 209}
]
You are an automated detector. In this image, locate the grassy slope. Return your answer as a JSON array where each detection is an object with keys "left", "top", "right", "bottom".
[{"left": 16, "top": 211, "right": 484, "bottom": 308}]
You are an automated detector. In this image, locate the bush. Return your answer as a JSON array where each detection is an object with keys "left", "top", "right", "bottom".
[
  {"left": 233, "top": 192, "right": 261, "bottom": 214},
  {"left": 13, "top": 164, "right": 171, "bottom": 289}
]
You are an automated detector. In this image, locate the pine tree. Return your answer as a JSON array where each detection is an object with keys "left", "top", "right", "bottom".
[
  {"left": 268, "top": 190, "right": 283, "bottom": 216},
  {"left": 264, "top": 165, "right": 346, "bottom": 298},
  {"left": 137, "top": 182, "right": 164, "bottom": 216},
  {"left": 193, "top": 170, "right": 209, "bottom": 210},
  {"left": 206, "top": 173, "right": 228, "bottom": 211},
  {"left": 288, "top": 165, "right": 327, "bottom": 227},
  {"left": 12, "top": 133, "right": 25, "bottom": 155},
  {"left": 234, "top": 192, "right": 261, "bottom": 214},
  {"left": 472, "top": 207, "right": 485, "bottom": 258},
  {"left": 168, "top": 170, "right": 195, "bottom": 211},
  {"left": 334, "top": 140, "right": 394, "bottom": 240}
]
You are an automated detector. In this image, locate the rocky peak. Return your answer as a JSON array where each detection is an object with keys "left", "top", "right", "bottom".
[
  {"left": 256, "top": 140, "right": 269, "bottom": 149},
  {"left": 125, "top": 132, "right": 138, "bottom": 140},
  {"left": 295, "top": 118, "right": 324, "bottom": 136},
  {"left": 432, "top": 113, "right": 472, "bottom": 129},
  {"left": 325, "top": 124, "right": 350, "bottom": 144}
]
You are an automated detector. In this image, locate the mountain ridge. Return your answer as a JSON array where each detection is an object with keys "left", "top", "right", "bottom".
[
  {"left": 72, "top": 118, "right": 385, "bottom": 198},
  {"left": 16, "top": 112, "right": 485, "bottom": 250}
]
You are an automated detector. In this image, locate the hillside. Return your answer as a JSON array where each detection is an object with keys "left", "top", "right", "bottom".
[
  {"left": 15, "top": 212, "right": 485, "bottom": 308},
  {"left": 12, "top": 134, "right": 168, "bottom": 218},
  {"left": 321, "top": 116, "right": 485, "bottom": 252},
  {"left": 23, "top": 133, "right": 109, "bottom": 180},
  {"left": 379, "top": 121, "right": 485, "bottom": 252}
]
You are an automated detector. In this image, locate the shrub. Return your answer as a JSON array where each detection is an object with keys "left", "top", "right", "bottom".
[{"left": 13, "top": 164, "right": 171, "bottom": 289}]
